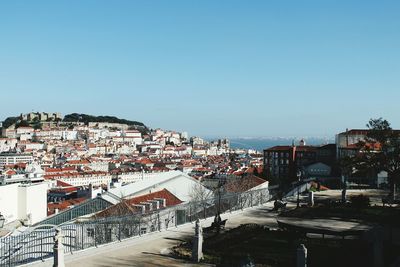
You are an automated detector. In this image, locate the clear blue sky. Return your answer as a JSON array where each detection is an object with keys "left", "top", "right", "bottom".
[{"left": 0, "top": 1, "right": 399, "bottom": 138}]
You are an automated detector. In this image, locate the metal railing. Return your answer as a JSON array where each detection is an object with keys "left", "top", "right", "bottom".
[
  {"left": 0, "top": 187, "right": 271, "bottom": 267},
  {"left": 284, "top": 181, "right": 311, "bottom": 198},
  {"left": 34, "top": 197, "right": 113, "bottom": 227}
]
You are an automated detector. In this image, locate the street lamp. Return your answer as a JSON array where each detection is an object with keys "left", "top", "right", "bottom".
[
  {"left": 0, "top": 213, "right": 5, "bottom": 228},
  {"left": 217, "top": 179, "right": 223, "bottom": 218},
  {"left": 213, "top": 179, "right": 223, "bottom": 233},
  {"left": 296, "top": 170, "right": 302, "bottom": 208}
]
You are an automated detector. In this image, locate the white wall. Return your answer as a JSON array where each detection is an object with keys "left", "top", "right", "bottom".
[
  {"left": 60, "top": 175, "right": 112, "bottom": 186},
  {"left": 252, "top": 181, "right": 269, "bottom": 191},
  {"left": 0, "top": 183, "right": 19, "bottom": 224},
  {"left": 0, "top": 183, "right": 47, "bottom": 225},
  {"left": 132, "top": 175, "right": 211, "bottom": 202},
  {"left": 18, "top": 183, "right": 47, "bottom": 224}
]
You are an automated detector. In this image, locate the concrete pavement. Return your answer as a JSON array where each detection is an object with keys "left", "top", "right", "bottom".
[
  {"left": 27, "top": 189, "right": 388, "bottom": 267},
  {"left": 28, "top": 202, "right": 277, "bottom": 267}
]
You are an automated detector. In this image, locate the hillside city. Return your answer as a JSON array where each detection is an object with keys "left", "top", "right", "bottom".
[
  {"left": 1, "top": 111, "right": 399, "bottom": 267},
  {"left": 2, "top": 0, "right": 400, "bottom": 266},
  {"left": 0, "top": 112, "right": 263, "bottom": 222}
]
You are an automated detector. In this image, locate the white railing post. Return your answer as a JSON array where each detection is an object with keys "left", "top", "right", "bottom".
[{"left": 53, "top": 228, "right": 65, "bottom": 267}]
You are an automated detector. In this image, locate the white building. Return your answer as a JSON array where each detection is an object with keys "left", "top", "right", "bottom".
[
  {"left": 88, "top": 128, "right": 111, "bottom": 141},
  {"left": 336, "top": 129, "right": 368, "bottom": 148},
  {"left": 191, "top": 136, "right": 205, "bottom": 146},
  {"left": 0, "top": 182, "right": 47, "bottom": 225},
  {"left": 0, "top": 162, "right": 45, "bottom": 185},
  {"left": 0, "top": 138, "right": 18, "bottom": 153},
  {"left": 62, "top": 130, "right": 78, "bottom": 140},
  {"left": 89, "top": 160, "right": 110, "bottom": 172},
  {"left": 181, "top": 131, "right": 189, "bottom": 140},
  {"left": 33, "top": 129, "right": 64, "bottom": 140},
  {"left": 192, "top": 147, "right": 207, "bottom": 157},
  {"left": 88, "top": 122, "right": 129, "bottom": 130},
  {"left": 0, "top": 153, "right": 34, "bottom": 167},
  {"left": 24, "top": 142, "right": 45, "bottom": 151},
  {"left": 16, "top": 127, "right": 34, "bottom": 138},
  {"left": 104, "top": 171, "right": 212, "bottom": 203},
  {"left": 117, "top": 171, "right": 168, "bottom": 184},
  {"left": 58, "top": 173, "right": 112, "bottom": 187}
]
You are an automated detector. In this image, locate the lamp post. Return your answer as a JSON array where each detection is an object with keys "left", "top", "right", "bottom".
[
  {"left": 0, "top": 213, "right": 5, "bottom": 228},
  {"left": 214, "top": 179, "right": 223, "bottom": 233},
  {"left": 297, "top": 170, "right": 302, "bottom": 208},
  {"left": 217, "top": 179, "right": 222, "bottom": 218}
]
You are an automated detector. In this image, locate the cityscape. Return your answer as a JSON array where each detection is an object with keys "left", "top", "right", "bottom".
[{"left": 1, "top": 1, "right": 400, "bottom": 267}]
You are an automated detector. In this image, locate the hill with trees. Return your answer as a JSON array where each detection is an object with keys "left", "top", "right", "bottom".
[
  {"left": 1, "top": 113, "right": 149, "bottom": 135},
  {"left": 63, "top": 113, "right": 146, "bottom": 127}
]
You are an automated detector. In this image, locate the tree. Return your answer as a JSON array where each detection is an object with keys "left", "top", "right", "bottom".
[
  {"left": 189, "top": 182, "right": 213, "bottom": 204},
  {"left": 2, "top": 116, "right": 19, "bottom": 128},
  {"left": 358, "top": 118, "right": 400, "bottom": 198},
  {"left": 16, "top": 120, "right": 30, "bottom": 128},
  {"left": 189, "top": 182, "right": 214, "bottom": 219},
  {"left": 33, "top": 122, "right": 42, "bottom": 130}
]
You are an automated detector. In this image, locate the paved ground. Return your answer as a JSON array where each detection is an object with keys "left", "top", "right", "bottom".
[
  {"left": 28, "top": 202, "right": 278, "bottom": 267},
  {"left": 277, "top": 217, "right": 372, "bottom": 234},
  {"left": 312, "top": 189, "right": 389, "bottom": 206},
  {"left": 27, "top": 189, "right": 389, "bottom": 267}
]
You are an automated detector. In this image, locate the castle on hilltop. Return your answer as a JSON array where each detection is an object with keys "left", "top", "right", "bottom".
[{"left": 20, "top": 112, "right": 62, "bottom": 122}]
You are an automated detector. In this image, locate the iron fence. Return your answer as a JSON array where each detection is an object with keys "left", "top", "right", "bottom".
[
  {"left": 35, "top": 197, "right": 113, "bottom": 227},
  {"left": 0, "top": 187, "right": 271, "bottom": 267}
]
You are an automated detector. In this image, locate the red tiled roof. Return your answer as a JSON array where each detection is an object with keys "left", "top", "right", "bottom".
[
  {"left": 56, "top": 180, "right": 73, "bottom": 187},
  {"left": 4, "top": 163, "right": 27, "bottom": 169},
  {"left": 4, "top": 170, "right": 17, "bottom": 175},
  {"left": 295, "top": 146, "right": 317, "bottom": 152},
  {"left": 46, "top": 167, "right": 77, "bottom": 173},
  {"left": 138, "top": 158, "right": 153, "bottom": 165},
  {"left": 66, "top": 159, "right": 90, "bottom": 165},
  {"left": 225, "top": 175, "right": 267, "bottom": 193},
  {"left": 339, "top": 129, "right": 369, "bottom": 135},
  {"left": 49, "top": 180, "right": 78, "bottom": 193},
  {"left": 47, "top": 197, "right": 87, "bottom": 216},
  {"left": 127, "top": 188, "right": 182, "bottom": 207},
  {"left": 94, "top": 189, "right": 182, "bottom": 218},
  {"left": 264, "top": 146, "right": 292, "bottom": 151}
]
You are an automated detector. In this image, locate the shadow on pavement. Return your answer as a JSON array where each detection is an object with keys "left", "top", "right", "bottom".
[{"left": 163, "top": 237, "right": 187, "bottom": 242}]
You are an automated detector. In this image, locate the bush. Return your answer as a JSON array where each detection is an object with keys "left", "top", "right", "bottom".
[{"left": 349, "top": 194, "right": 370, "bottom": 209}]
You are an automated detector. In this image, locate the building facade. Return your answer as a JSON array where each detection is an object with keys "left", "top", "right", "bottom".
[
  {"left": 0, "top": 153, "right": 34, "bottom": 167},
  {"left": 263, "top": 143, "right": 337, "bottom": 184}
]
